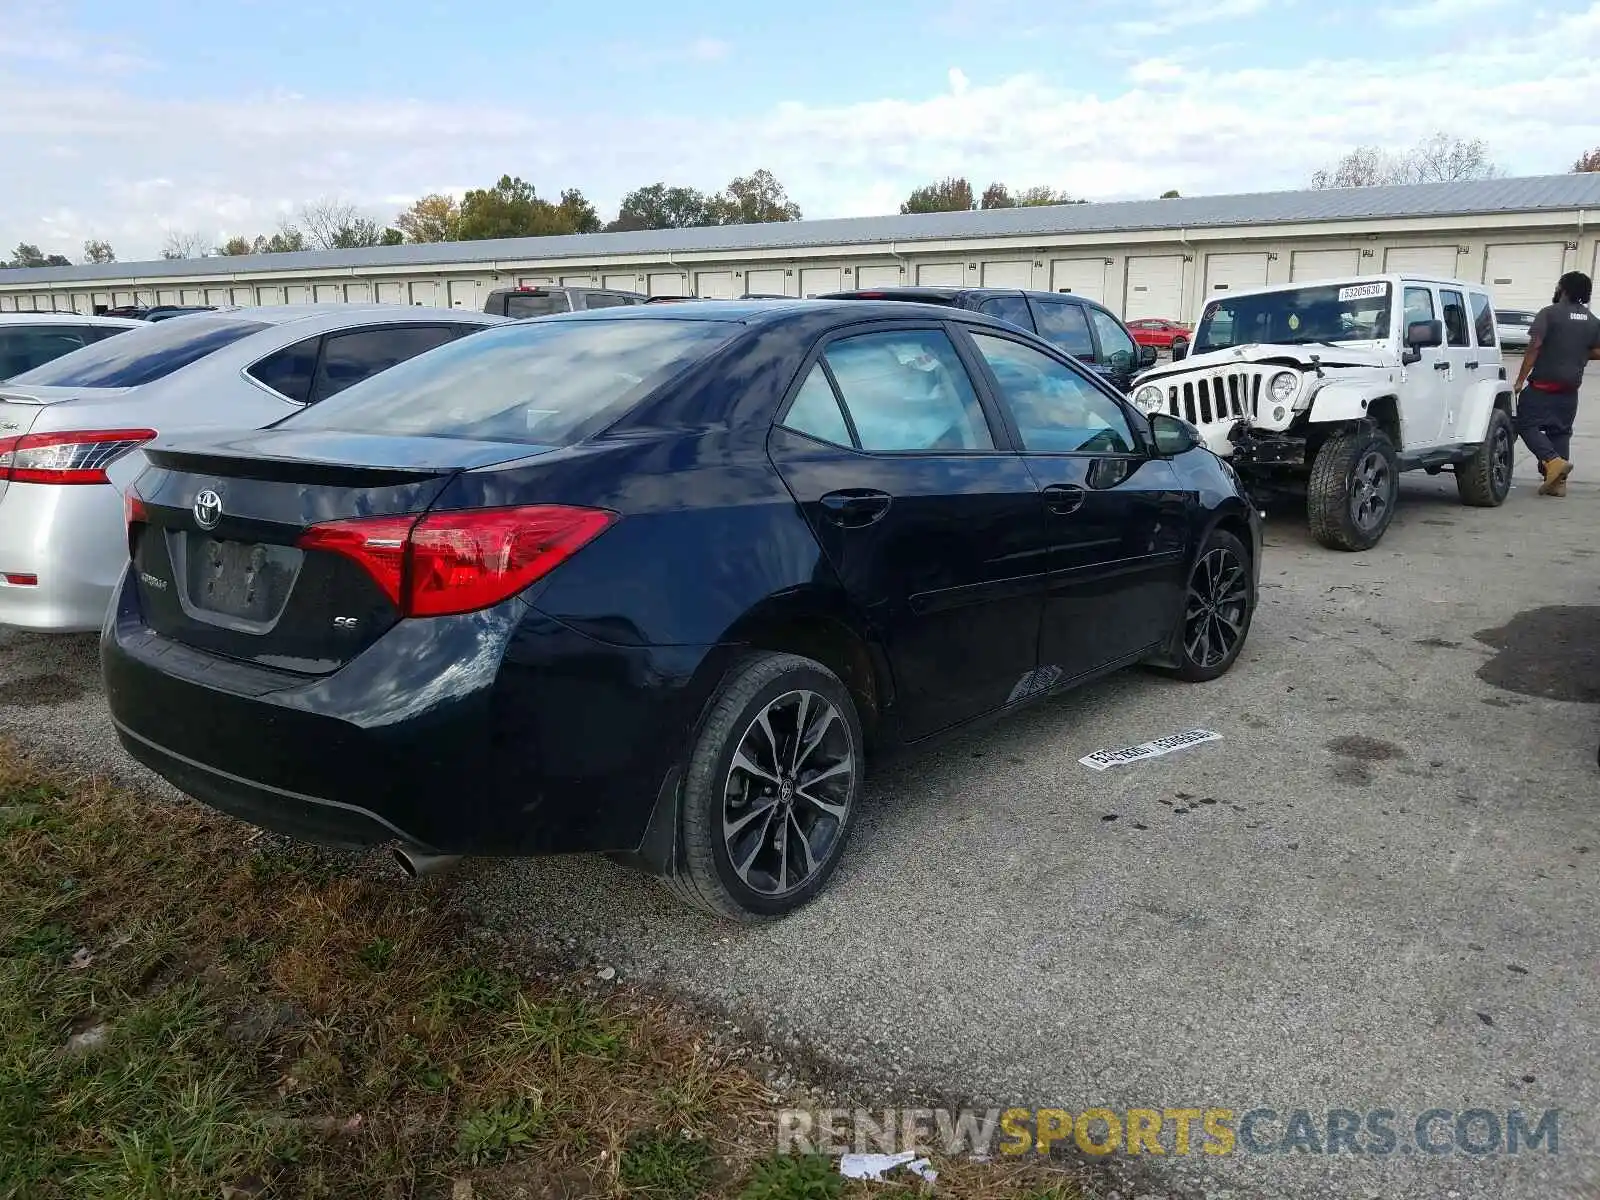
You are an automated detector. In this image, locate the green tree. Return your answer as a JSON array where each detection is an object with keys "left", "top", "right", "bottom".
[
  {"left": 1160, "top": 189, "right": 1181, "bottom": 198},
  {"left": 458, "top": 176, "right": 598, "bottom": 240},
  {"left": 328, "top": 217, "right": 383, "bottom": 249},
  {"left": 981, "top": 183, "right": 1075, "bottom": 209},
  {"left": 217, "top": 235, "right": 254, "bottom": 256},
  {"left": 380, "top": 227, "right": 404, "bottom": 245},
  {"left": 394, "top": 193, "right": 461, "bottom": 242},
  {"left": 607, "top": 183, "right": 717, "bottom": 232},
  {"left": 1573, "top": 147, "right": 1600, "bottom": 172},
  {"left": 7, "top": 243, "right": 48, "bottom": 268},
  {"left": 713, "top": 169, "right": 801, "bottom": 224},
  {"left": 249, "top": 226, "right": 308, "bottom": 254},
  {"left": 900, "top": 177, "right": 975, "bottom": 214},
  {"left": 82, "top": 238, "right": 116, "bottom": 264},
  {"left": 44, "top": 253, "right": 70, "bottom": 266}
]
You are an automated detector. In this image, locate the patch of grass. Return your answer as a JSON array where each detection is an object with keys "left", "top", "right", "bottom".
[
  {"left": 0, "top": 739, "right": 1099, "bottom": 1200},
  {"left": 620, "top": 1129, "right": 716, "bottom": 1198},
  {"left": 739, "top": 1153, "right": 845, "bottom": 1199}
]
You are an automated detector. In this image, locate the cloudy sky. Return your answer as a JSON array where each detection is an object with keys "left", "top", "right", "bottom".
[{"left": 7, "top": 0, "right": 1600, "bottom": 262}]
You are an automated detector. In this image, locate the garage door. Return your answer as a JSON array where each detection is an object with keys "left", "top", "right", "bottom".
[
  {"left": 981, "top": 260, "right": 1032, "bottom": 288},
  {"left": 446, "top": 280, "right": 479, "bottom": 309},
  {"left": 376, "top": 281, "right": 404, "bottom": 305},
  {"left": 409, "top": 281, "right": 437, "bottom": 306},
  {"left": 205, "top": 287, "right": 228, "bottom": 306},
  {"left": 1049, "top": 258, "right": 1107, "bottom": 303},
  {"left": 180, "top": 288, "right": 203, "bottom": 305},
  {"left": 344, "top": 282, "right": 371, "bottom": 303},
  {"left": 1383, "top": 245, "right": 1458, "bottom": 277},
  {"left": 695, "top": 270, "right": 736, "bottom": 299},
  {"left": 156, "top": 289, "right": 179, "bottom": 305},
  {"left": 856, "top": 264, "right": 901, "bottom": 288},
  {"left": 648, "top": 271, "right": 688, "bottom": 296},
  {"left": 604, "top": 273, "right": 639, "bottom": 292},
  {"left": 1124, "top": 255, "right": 1184, "bottom": 320},
  {"left": 313, "top": 284, "right": 341, "bottom": 303},
  {"left": 1483, "top": 242, "right": 1565, "bottom": 312},
  {"left": 230, "top": 287, "right": 253, "bottom": 306},
  {"left": 745, "top": 268, "right": 788, "bottom": 296},
  {"left": 1290, "top": 249, "right": 1360, "bottom": 282},
  {"left": 799, "top": 266, "right": 842, "bottom": 296},
  {"left": 1203, "top": 252, "right": 1269, "bottom": 296},
  {"left": 917, "top": 262, "right": 965, "bottom": 286}
]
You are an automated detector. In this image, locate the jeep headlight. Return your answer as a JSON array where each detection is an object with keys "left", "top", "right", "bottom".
[
  {"left": 1269, "top": 371, "right": 1299, "bottom": 405},
  {"left": 1133, "top": 384, "right": 1165, "bottom": 413}
]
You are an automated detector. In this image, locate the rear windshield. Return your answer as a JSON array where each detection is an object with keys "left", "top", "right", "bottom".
[
  {"left": 281, "top": 317, "right": 740, "bottom": 445},
  {"left": 501, "top": 293, "right": 569, "bottom": 318},
  {"left": 8, "top": 317, "right": 269, "bottom": 388}
]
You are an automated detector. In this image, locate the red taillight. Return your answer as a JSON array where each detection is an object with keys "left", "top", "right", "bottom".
[
  {"left": 0, "top": 429, "right": 157, "bottom": 485},
  {"left": 1, "top": 573, "right": 38, "bottom": 587},
  {"left": 125, "top": 493, "right": 148, "bottom": 527},
  {"left": 297, "top": 505, "right": 615, "bottom": 618}
]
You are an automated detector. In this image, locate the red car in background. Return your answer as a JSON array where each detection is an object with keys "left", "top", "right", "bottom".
[{"left": 1127, "top": 318, "right": 1191, "bottom": 354}]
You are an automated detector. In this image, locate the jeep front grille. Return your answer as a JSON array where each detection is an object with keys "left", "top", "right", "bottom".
[{"left": 1153, "top": 369, "right": 1267, "bottom": 426}]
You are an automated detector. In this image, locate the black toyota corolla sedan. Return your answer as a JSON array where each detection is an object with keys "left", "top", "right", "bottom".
[{"left": 102, "top": 300, "right": 1261, "bottom": 919}]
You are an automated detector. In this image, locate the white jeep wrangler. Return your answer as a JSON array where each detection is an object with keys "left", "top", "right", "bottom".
[{"left": 1128, "top": 274, "right": 1515, "bottom": 550}]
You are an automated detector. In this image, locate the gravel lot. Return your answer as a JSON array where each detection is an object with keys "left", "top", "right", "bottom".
[{"left": 3, "top": 363, "right": 1596, "bottom": 1199}]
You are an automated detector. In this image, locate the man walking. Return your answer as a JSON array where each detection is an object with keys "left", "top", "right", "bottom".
[{"left": 1511, "top": 270, "right": 1600, "bottom": 496}]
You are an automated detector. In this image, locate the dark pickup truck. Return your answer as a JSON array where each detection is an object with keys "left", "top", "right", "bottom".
[
  {"left": 820, "top": 286, "right": 1156, "bottom": 392},
  {"left": 482, "top": 285, "right": 646, "bottom": 318}
]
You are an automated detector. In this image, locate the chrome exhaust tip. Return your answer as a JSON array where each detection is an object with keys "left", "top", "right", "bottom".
[{"left": 392, "top": 848, "right": 463, "bottom": 878}]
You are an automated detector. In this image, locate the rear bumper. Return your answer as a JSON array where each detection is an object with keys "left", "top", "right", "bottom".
[
  {"left": 101, "top": 571, "right": 724, "bottom": 858},
  {"left": 0, "top": 481, "right": 126, "bottom": 632}
]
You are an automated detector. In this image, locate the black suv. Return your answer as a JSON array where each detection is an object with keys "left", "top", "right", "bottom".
[
  {"left": 482, "top": 285, "right": 645, "bottom": 318},
  {"left": 821, "top": 286, "right": 1155, "bottom": 392}
]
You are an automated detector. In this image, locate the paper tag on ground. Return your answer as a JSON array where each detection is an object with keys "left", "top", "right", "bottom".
[{"left": 1079, "top": 728, "right": 1222, "bottom": 770}]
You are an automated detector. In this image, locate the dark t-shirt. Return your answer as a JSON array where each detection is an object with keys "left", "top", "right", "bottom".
[{"left": 1528, "top": 301, "right": 1600, "bottom": 390}]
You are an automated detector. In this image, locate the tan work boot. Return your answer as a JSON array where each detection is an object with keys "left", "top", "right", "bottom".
[{"left": 1539, "top": 457, "right": 1573, "bottom": 496}]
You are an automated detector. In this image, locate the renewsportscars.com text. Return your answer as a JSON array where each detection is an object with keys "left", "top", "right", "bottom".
[{"left": 777, "top": 1106, "right": 1561, "bottom": 1158}]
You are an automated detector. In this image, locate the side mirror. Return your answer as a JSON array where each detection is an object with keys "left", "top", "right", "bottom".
[
  {"left": 1402, "top": 318, "right": 1443, "bottom": 364},
  {"left": 1106, "top": 349, "right": 1134, "bottom": 374},
  {"left": 1138, "top": 345, "right": 1158, "bottom": 368},
  {"left": 1406, "top": 319, "right": 1444, "bottom": 348},
  {"left": 1149, "top": 412, "right": 1202, "bottom": 457},
  {"left": 1171, "top": 341, "right": 1189, "bottom": 362}
]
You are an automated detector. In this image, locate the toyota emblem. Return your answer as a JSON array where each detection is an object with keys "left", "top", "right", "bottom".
[{"left": 193, "top": 489, "right": 223, "bottom": 530}]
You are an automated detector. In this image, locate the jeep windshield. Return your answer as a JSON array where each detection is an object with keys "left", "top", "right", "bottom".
[{"left": 1192, "top": 281, "right": 1392, "bottom": 353}]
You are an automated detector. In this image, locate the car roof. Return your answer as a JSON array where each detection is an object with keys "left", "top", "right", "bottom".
[
  {"left": 528, "top": 297, "right": 1020, "bottom": 328},
  {"left": 166, "top": 304, "right": 507, "bottom": 329},
  {"left": 0, "top": 312, "right": 145, "bottom": 328}
]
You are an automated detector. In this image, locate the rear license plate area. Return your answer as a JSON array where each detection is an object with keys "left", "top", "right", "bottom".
[{"left": 184, "top": 536, "right": 299, "bottom": 624}]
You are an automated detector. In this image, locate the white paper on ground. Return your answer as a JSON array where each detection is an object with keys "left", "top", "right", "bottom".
[
  {"left": 838, "top": 1150, "right": 938, "bottom": 1183},
  {"left": 1078, "top": 728, "right": 1222, "bottom": 770}
]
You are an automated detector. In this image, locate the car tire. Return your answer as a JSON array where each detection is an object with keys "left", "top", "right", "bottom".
[
  {"left": 665, "top": 652, "right": 863, "bottom": 921},
  {"left": 1307, "top": 427, "right": 1399, "bottom": 551},
  {"left": 1455, "top": 407, "right": 1515, "bottom": 507},
  {"left": 1155, "top": 527, "right": 1255, "bottom": 682}
]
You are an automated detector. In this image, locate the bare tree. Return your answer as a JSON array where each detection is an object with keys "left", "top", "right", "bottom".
[
  {"left": 298, "top": 197, "right": 374, "bottom": 251},
  {"left": 1572, "top": 147, "right": 1600, "bottom": 173},
  {"left": 160, "top": 230, "right": 213, "bottom": 260},
  {"left": 1311, "top": 133, "right": 1501, "bottom": 189}
]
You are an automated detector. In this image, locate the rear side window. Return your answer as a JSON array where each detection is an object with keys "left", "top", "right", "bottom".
[
  {"left": 1470, "top": 293, "right": 1496, "bottom": 347},
  {"left": 820, "top": 329, "right": 993, "bottom": 452},
  {"left": 8, "top": 317, "right": 268, "bottom": 388},
  {"left": 0, "top": 327, "right": 89, "bottom": 378},
  {"left": 1028, "top": 297, "right": 1096, "bottom": 360},
  {"left": 976, "top": 294, "right": 1034, "bottom": 332},
  {"left": 781, "top": 365, "right": 853, "bottom": 446},
  {"left": 582, "top": 293, "right": 633, "bottom": 309},
  {"left": 1440, "top": 290, "right": 1470, "bottom": 347},
  {"left": 248, "top": 336, "right": 320, "bottom": 404},
  {"left": 309, "top": 324, "right": 463, "bottom": 404},
  {"left": 282, "top": 317, "right": 739, "bottom": 445}
]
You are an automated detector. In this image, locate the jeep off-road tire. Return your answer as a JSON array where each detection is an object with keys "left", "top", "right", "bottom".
[
  {"left": 1455, "top": 407, "right": 1515, "bottom": 507},
  {"left": 664, "top": 652, "right": 863, "bottom": 922},
  {"left": 1307, "top": 427, "right": 1400, "bottom": 551}
]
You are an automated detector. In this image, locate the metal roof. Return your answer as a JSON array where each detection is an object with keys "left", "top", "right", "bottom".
[{"left": 6, "top": 173, "right": 1600, "bottom": 287}]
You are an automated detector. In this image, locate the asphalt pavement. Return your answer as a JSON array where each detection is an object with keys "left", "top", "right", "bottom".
[{"left": 2, "top": 361, "right": 1595, "bottom": 1199}]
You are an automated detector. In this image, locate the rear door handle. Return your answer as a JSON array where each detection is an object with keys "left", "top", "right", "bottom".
[
  {"left": 1434, "top": 361, "right": 1451, "bottom": 371},
  {"left": 1042, "top": 484, "right": 1086, "bottom": 515},
  {"left": 1465, "top": 360, "right": 1480, "bottom": 369},
  {"left": 819, "top": 489, "right": 892, "bottom": 528}
]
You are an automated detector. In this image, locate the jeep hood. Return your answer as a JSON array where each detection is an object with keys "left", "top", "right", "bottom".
[{"left": 1138, "top": 342, "right": 1390, "bottom": 383}]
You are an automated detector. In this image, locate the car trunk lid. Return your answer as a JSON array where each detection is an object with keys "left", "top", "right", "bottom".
[{"left": 129, "top": 430, "right": 559, "bottom": 674}]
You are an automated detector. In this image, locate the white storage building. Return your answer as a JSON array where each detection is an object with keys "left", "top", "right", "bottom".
[{"left": 4, "top": 173, "right": 1600, "bottom": 321}]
